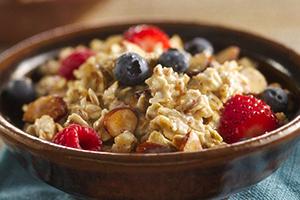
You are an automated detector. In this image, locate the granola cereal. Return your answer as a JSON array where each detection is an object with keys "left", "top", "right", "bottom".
[{"left": 18, "top": 24, "right": 291, "bottom": 153}]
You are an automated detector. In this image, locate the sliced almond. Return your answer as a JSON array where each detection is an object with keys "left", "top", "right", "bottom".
[
  {"left": 183, "top": 131, "right": 202, "bottom": 152},
  {"left": 241, "top": 67, "right": 267, "bottom": 94},
  {"left": 103, "top": 107, "right": 138, "bottom": 137},
  {"left": 175, "top": 132, "right": 202, "bottom": 152},
  {"left": 23, "top": 95, "right": 67, "bottom": 123},
  {"left": 215, "top": 46, "right": 240, "bottom": 63},
  {"left": 136, "top": 142, "right": 174, "bottom": 153},
  {"left": 172, "top": 134, "right": 188, "bottom": 150}
]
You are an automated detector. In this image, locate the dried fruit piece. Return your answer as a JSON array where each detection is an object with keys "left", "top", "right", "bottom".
[
  {"left": 23, "top": 95, "right": 67, "bottom": 123},
  {"left": 103, "top": 107, "right": 138, "bottom": 137},
  {"left": 215, "top": 46, "right": 240, "bottom": 63},
  {"left": 136, "top": 142, "right": 174, "bottom": 153},
  {"left": 53, "top": 124, "right": 102, "bottom": 151}
]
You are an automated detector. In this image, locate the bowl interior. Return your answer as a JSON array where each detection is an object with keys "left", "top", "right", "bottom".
[{"left": 0, "top": 21, "right": 299, "bottom": 137}]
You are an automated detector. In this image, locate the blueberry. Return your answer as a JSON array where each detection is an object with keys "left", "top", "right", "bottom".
[
  {"left": 184, "top": 37, "right": 213, "bottom": 55},
  {"left": 260, "top": 88, "right": 288, "bottom": 113},
  {"left": 0, "top": 78, "right": 36, "bottom": 126},
  {"left": 158, "top": 48, "right": 189, "bottom": 73},
  {"left": 114, "top": 52, "right": 150, "bottom": 86},
  {"left": 1, "top": 78, "right": 36, "bottom": 107}
]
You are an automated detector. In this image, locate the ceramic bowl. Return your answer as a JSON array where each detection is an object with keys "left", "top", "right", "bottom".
[{"left": 0, "top": 20, "right": 299, "bottom": 200}]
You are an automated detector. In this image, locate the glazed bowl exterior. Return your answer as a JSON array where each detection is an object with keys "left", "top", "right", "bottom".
[{"left": 0, "top": 20, "right": 299, "bottom": 200}]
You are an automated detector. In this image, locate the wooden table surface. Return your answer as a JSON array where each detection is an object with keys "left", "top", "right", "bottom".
[{"left": 0, "top": 0, "right": 300, "bottom": 149}]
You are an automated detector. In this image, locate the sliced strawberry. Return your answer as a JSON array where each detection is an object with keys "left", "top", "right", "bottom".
[
  {"left": 53, "top": 124, "right": 102, "bottom": 151},
  {"left": 58, "top": 49, "right": 94, "bottom": 80},
  {"left": 218, "top": 94, "right": 278, "bottom": 143},
  {"left": 124, "top": 25, "right": 170, "bottom": 52}
]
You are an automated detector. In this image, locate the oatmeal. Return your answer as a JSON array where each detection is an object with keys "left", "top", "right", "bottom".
[{"left": 13, "top": 25, "right": 291, "bottom": 153}]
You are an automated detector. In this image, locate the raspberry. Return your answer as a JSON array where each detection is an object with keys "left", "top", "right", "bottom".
[
  {"left": 58, "top": 49, "right": 94, "bottom": 80},
  {"left": 218, "top": 94, "right": 278, "bottom": 144},
  {"left": 124, "top": 25, "right": 170, "bottom": 52},
  {"left": 53, "top": 124, "right": 102, "bottom": 151}
]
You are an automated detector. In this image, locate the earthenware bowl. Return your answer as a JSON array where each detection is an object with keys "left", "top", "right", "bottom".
[{"left": 0, "top": 20, "right": 299, "bottom": 200}]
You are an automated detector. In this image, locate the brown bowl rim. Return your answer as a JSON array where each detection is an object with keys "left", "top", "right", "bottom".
[{"left": 0, "top": 19, "right": 299, "bottom": 163}]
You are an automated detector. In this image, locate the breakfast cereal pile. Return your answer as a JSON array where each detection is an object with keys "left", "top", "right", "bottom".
[{"left": 5, "top": 25, "right": 291, "bottom": 153}]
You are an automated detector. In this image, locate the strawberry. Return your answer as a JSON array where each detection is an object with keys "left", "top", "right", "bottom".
[
  {"left": 58, "top": 49, "right": 94, "bottom": 80},
  {"left": 53, "top": 124, "right": 102, "bottom": 151},
  {"left": 124, "top": 25, "right": 170, "bottom": 52},
  {"left": 218, "top": 94, "right": 278, "bottom": 144}
]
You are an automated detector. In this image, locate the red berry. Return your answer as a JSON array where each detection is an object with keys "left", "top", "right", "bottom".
[
  {"left": 218, "top": 94, "right": 278, "bottom": 144},
  {"left": 53, "top": 124, "right": 102, "bottom": 151},
  {"left": 124, "top": 25, "right": 170, "bottom": 52},
  {"left": 58, "top": 50, "right": 94, "bottom": 80}
]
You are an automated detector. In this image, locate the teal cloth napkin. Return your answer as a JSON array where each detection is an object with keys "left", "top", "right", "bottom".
[{"left": 0, "top": 145, "right": 299, "bottom": 200}]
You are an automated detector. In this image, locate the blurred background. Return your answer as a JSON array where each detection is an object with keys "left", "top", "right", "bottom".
[
  {"left": 0, "top": 0, "right": 300, "bottom": 48},
  {"left": 0, "top": 0, "right": 299, "bottom": 147}
]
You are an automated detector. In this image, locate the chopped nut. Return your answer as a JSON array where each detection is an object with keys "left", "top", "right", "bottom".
[
  {"left": 181, "top": 131, "right": 202, "bottom": 152},
  {"left": 172, "top": 134, "right": 188, "bottom": 150},
  {"left": 111, "top": 131, "right": 137, "bottom": 153},
  {"left": 23, "top": 95, "right": 67, "bottom": 123},
  {"left": 146, "top": 131, "right": 171, "bottom": 146},
  {"left": 103, "top": 107, "right": 138, "bottom": 137}
]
